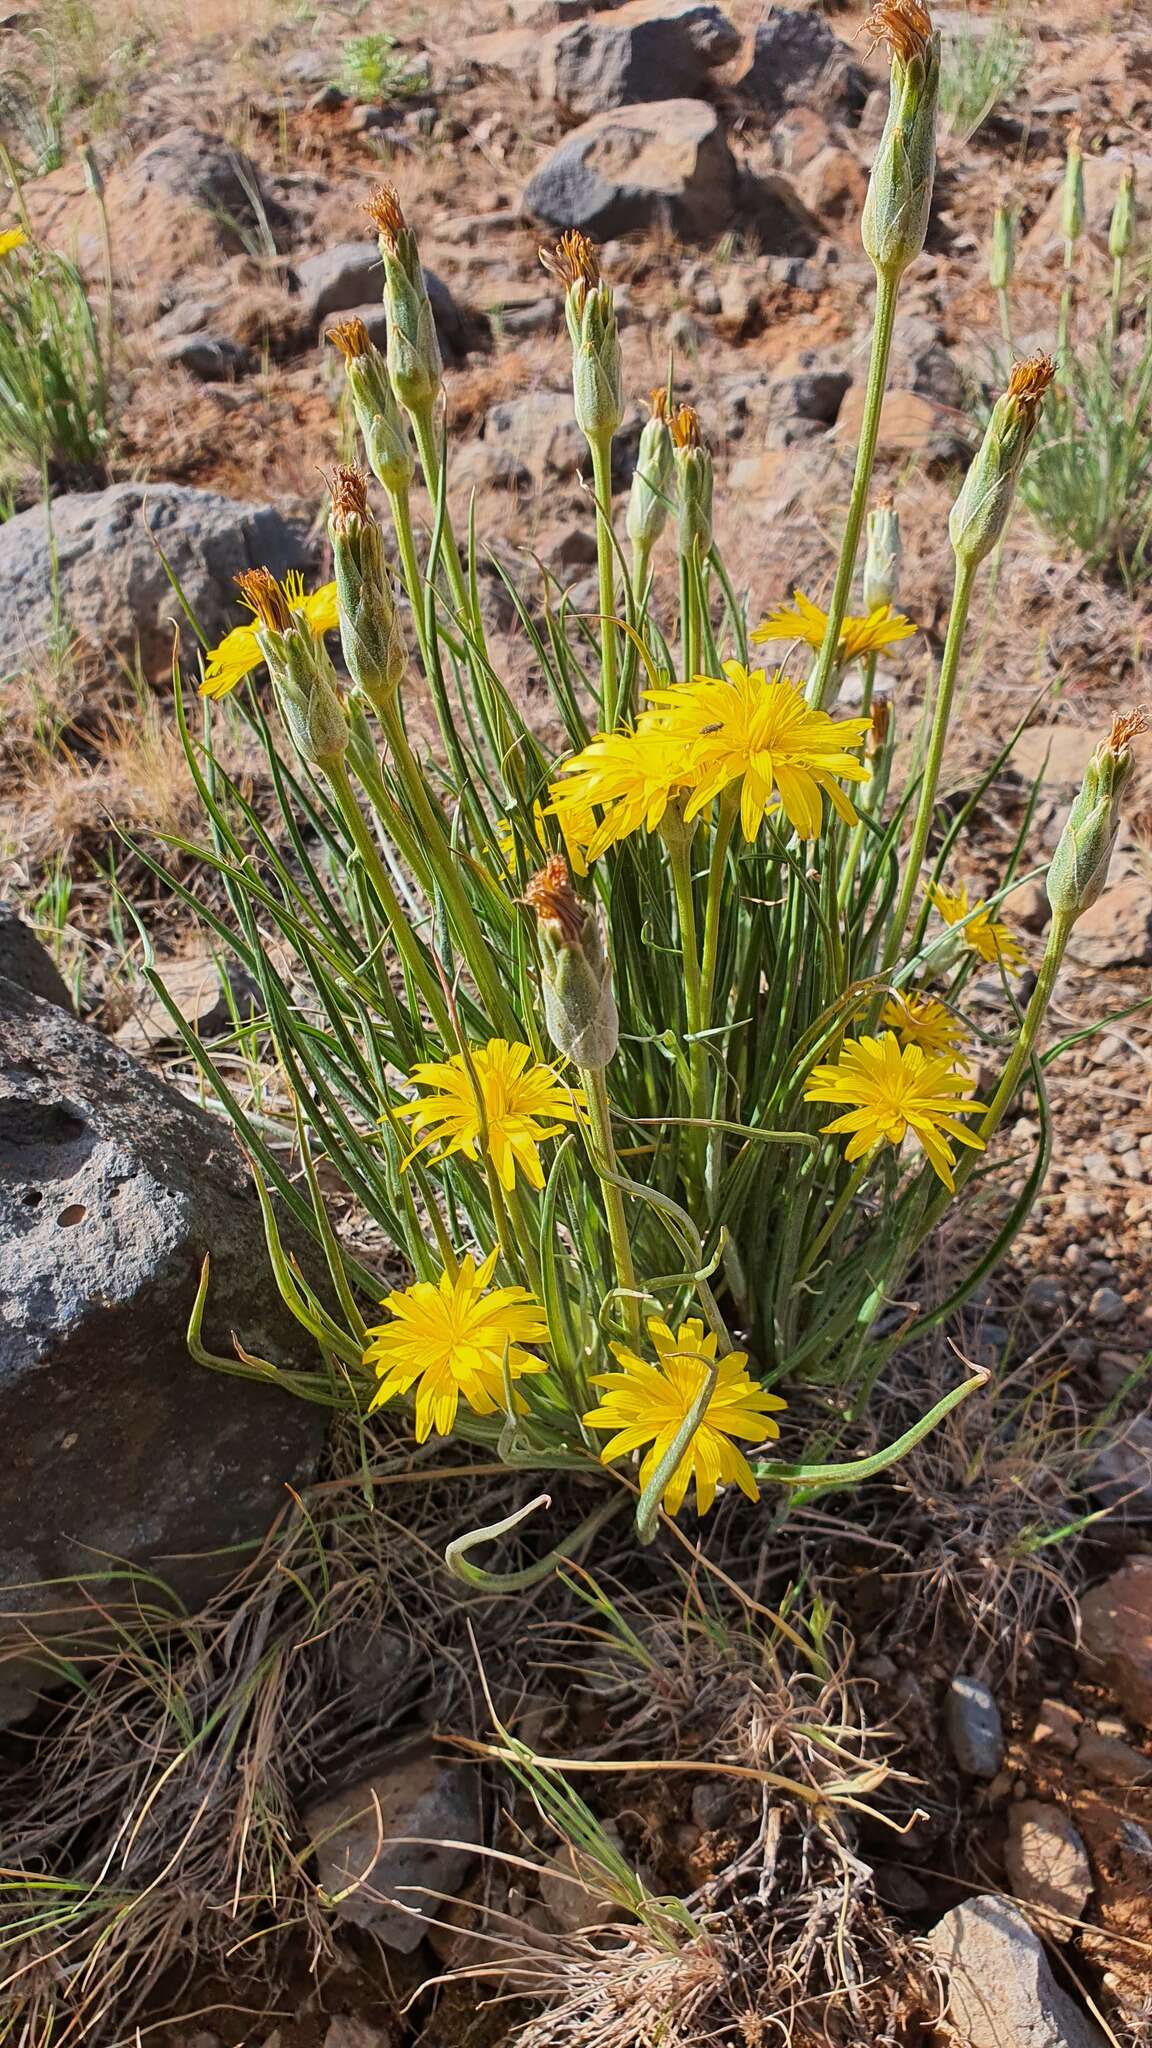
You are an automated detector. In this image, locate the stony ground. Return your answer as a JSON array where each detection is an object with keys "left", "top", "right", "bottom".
[{"left": 1, "top": 0, "right": 1151, "bottom": 2042}]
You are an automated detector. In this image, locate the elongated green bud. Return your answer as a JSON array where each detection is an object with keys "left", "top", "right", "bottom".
[
  {"left": 541, "top": 231, "right": 623, "bottom": 448},
  {"left": 328, "top": 318, "right": 415, "bottom": 495},
  {"left": 236, "top": 568, "right": 349, "bottom": 767},
  {"left": 863, "top": 492, "right": 902, "bottom": 610},
  {"left": 860, "top": 0, "right": 941, "bottom": 283},
  {"left": 626, "top": 389, "right": 675, "bottom": 556},
  {"left": 670, "top": 405, "right": 713, "bottom": 561},
  {"left": 1110, "top": 164, "right": 1136, "bottom": 261},
  {"left": 327, "top": 464, "right": 407, "bottom": 713},
  {"left": 1061, "top": 127, "right": 1085, "bottom": 245},
  {"left": 989, "top": 202, "right": 1014, "bottom": 292},
  {"left": 525, "top": 856, "right": 619, "bottom": 1069},
  {"left": 949, "top": 353, "right": 1055, "bottom": 569},
  {"left": 365, "top": 186, "right": 441, "bottom": 415},
  {"left": 1047, "top": 709, "right": 1146, "bottom": 918}
]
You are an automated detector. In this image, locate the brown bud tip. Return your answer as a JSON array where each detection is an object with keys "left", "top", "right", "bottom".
[
  {"left": 648, "top": 386, "right": 673, "bottom": 422},
  {"left": 539, "top": 228, "right": 601, "bottom": 293},
  {"left": 873, "top": 487, "right": 894, "bottom": 511},
  {"left": 1108, "top": 707, "right": 1148, "bottom": 753},
  {"left": 327, "top": 463, "right": 372, "bottom": 532},
  {"left": 524, "top": 855, "right": 586, "bottom": 945},
  {"left": 365, "top": 184, "right": 406, "bottom": 248},
  {"left": 870, "top": 695, "right": 892, "bottom": 747},
  {"left": 327, "top": 316, "right": 373, "bottom": 362},
  {"left": 236, "top": 567, "right": 293, "bottom": 634},
  {"left": 1006, "top": 350, "right": 1057, "bottom": 424},
  {"left": 669, "top": 403, "right": 703, "bottom": 451},
  {"left": 862, "top": 0, "right": 933, "bottom": 63}
]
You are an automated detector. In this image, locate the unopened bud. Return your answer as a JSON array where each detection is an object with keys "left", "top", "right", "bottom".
[
  {"left": 1110, "top": 164, "right": 1136, "bottom": 262},
  {"left": 949, "top": 353, "right": 1055, "bottom": 568},
  {"left": 327, "top": 465, "right": 407, "bottom": 713},
  {"left": 670, "top": 405, "right": 713, "bottom": 561},
  {"left": 541, "top": 231, "right": 623, "bottom": 447},
  {"left": 238, "top": 570, "right": 349, "bottom": 766},
  {"left": 365, "top": 186, "right": 442, "bottom": 415},
  {"left": 328, "top": 318, "right": 415, "bottom": 495},
  {"left": 524, "top": 855, "right": 619, "bottom": 1069},
  {"left": 1047, "top": 709, "right": 1146, "bottom": 918},
  {"left": 989, "top": 201, "right": 1014, "bottom": 291},
  {"left": 1061, "top": 126, "right": 1085, "bottom": 246},
  {"left": 863, "top": 492, "right": 902, "bottom": 610},
  {"left": 626, "top": 389, "right": 675, "bottom": 557},
  {"left": 860, "top": 0, "right": 940, "bottom": 282}
]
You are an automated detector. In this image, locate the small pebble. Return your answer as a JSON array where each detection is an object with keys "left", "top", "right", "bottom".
[
  {"left": 946, "top": 1674, "right": 1004, "bottom": 1780},
  {"left": 1031, "top": 1697, "right": 1082, "bottom": 1755},
  {"left": 1089, "top": 1285, "right": 1127, "bottom": 1325}
]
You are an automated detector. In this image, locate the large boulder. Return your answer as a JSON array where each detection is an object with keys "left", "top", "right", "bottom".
[
  {"left": 523, "top": 99, "right": 737, "bottom": 241},
  {"left": 0, "top": 977, "right": 327, "bottom": 1710},
  {"left": 483, "top": 389, "right": 643, "bottom": 486},
  {"left": 540, "top": 0, "right": 740, "bottom": 121},
  {"left": 737, "top": 11, "right": 868, "bottom": 122},
  {"left": 293, "top": 241, "right": 473, "bottom": 358},
  {"left": 0, "top": 483, "right": 310, "bottom": 677},
  {"left": 0, "top": 906, "right": 71, "bottom": 1010}
]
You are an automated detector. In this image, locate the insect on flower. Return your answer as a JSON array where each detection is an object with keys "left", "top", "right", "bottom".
[
  {"left": 927, "top": 881, "right": 1026, "bottom": 971},
  {"left": 584, "top": 1317, "right": 787, "bottom": 1518},
  {"left": 200, "top": 571, "right": 339, "bottom": 699},
  {"left": 396, "top": 1040, "right": 585, "bottom": 1192},
  {"left": 364, "top": 1252, "right": 550, "bottom": 1440},
  {"left": 804, "top": 1032, "right": 984, "bottom": 1190},
  {"left": 752, "top": 589, "right": 917, "bottom": 666}
]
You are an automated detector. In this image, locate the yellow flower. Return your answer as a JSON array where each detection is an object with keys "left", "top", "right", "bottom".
[
  {"left": 364, "top": 1251, "right": 550, "bottom": 1440},
  {"left": 880, "top": 989, "right": 969, "bottom": 1066},
  {"left": 927, "top": 881, "right": 1026, "bottom": 972},
  {"left": 397, "top": 1039, "right": 585, "bottom": 1192},
  {"left": 584, "top": 1317, "right": 786, "bottom": 1517},
  {"left": 497, "top": 797, "right": 591, "bottom": 880},
  {"left": 648, "top": 661, "right": 870, "bottom": 842},
  {"left": 752, "top": 588, "right": 917, "bottom": 665},
  {"left": 548, "top": 722, "right": 690, "bottom": 862},
  {"left": 0, "top": 226, "right": 28, "bottom": 260},
  {"left": 200, "top": 572, "right": 339, "bottom": 698},
  {"left": 804, "top": 1032, "right": 985, "bottom": 1190}
]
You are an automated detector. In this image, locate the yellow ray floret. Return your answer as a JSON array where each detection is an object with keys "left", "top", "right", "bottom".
[
  {"left": 364, "top": 1250, "right": 550, "bottom": 1440},
  {"left": 752, "top": 589, "right": 917, "bottom": 665},
  {"left": 548, "top": 722, "right": 691, "bottom": 861},
  {"left": 200, "top": 572, "right": 339, "bottom": 699},
  {"left": 0, "top": 226, "right": 29, "bottom": 260},
  {"left": 396, "top": 1040, "right": 585, "bottom": 1192},
  {"left": 804, "top": 1032, "right": 985, "bottom": 1191},
  {"left": 585, "top": 1317, "right": 786, "bottom": 1518},
  {"left": 927, "top": 881, "right": 1026, "bottom": 972},
  {"left": 648, "top": 661, "right": 871, "bottom": 841},
  {"left": 880, "top": 989, "right": 969, "bottom": 1066},
  {"left": 497, "top": 797, "right": 592, "bottom": 880}
]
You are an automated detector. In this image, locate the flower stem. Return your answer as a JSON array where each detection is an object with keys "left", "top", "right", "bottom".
[
  {"left": 324, "top": 756, "right": 453, "bottom": 1038},
  {"left": 409, "top": 398, "right": 472, "bottom": 628},
  {"left": 882, "top": 553, "right": 977, "bottom": 972},
  {"left": 792, "top": 1153, "right": 872, "bottom": 1292},
  {"left": 808, "top": 268, "right": 901, "bottom": 712},
  {"left": 590, "top": 433, "right": 620, "bottom": 727},
  {"left": 580, "top": 1062, "right": 640, "bottom": 1340},
  {"left": 699, "top": 790, "right": 738, "bottom": 1043},
  {"left": 973, "top": 909, "right": 1073, "bottom": 1153}
]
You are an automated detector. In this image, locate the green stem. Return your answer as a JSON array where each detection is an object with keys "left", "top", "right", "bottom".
[
  {"left": 699, "top": 791, "right": 738, "bottom": 1040},
  {"left": 1057, "top": 238, "right": 1076, "bottom": 365},
  {"left": 973, "top": 910, "right": 1073, "bottom": 1154},
  {"left": 590, "top": 433, "right": 620, "bottom": 726},
  {"left": 581, "top": 1063, "right": 640, "bottom": 1340},
  {"left": 882, "top": 553, "right": 978, "bottom": 972},
  {"left": 997, "top": 286, "right": 1013, "bottom": 352},
  {"left": 664, "top": 817, "right": 706, "bottom": 1175},
  {"left": 409, "top": 398, "right": 471, "bottom": 626},
  {"left": 808, "top": 268, "right": 901, "bottom": 711},
  {"left": 791, "top": 1154, "right": 872, "bottom": 1293},
  {"left": 324, "top": 756, "right": 453, "bottom": 1037},
  {"left": 505, "top": 1177, "right": 544, "bottom": 1296}
]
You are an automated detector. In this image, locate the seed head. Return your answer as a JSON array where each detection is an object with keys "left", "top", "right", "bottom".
[
  {"left": 1006, "top": 351, "right": 1057, "bottom": 424},
  {"left": 862, "top": 0, "right": 934, "bottom": 64},
  {"left": 540, "top": 229, "right": 602, "bottom": 295},
  {"left": 326, "top": 462, "right": 372, "bottom": 533},
  {"left": 365, "top": 183, "right": 406, "bottom": 250},
  {"left": 328, "top": 317, "right": 373, "bottom": 362},
  {"left": 524, "top": 855, "right": 586, "bottom": 944},
  {"left": 1109, "top": 706, "right": 1149, "bottom": 753},
  {"left": 236, "top": 567, "right": 293, "bottom": 634}
]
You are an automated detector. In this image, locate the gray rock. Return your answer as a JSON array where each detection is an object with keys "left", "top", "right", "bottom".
[
  {"left": 151, "top": 296, "right": 223, "bottom": 341},
  {"left": 122, "top": 126, "right": 289, "bottom": 253},
  {"left": 738, "top": 11, "right": 868, "bottom": 122},
  {"left": 768, "top": 364, "right": 851, "bottom": 424},
  {"left": 1088, "top": 1284, "right": 1127, "bottom": 1325},
  {"left": 1075, "top": 1722, "right": 1152, "bottom": 1786},
  {"left": 1079, "top": 1559, "right": 1152, "bottom": 1727},
  {"left": 523, "top": 98, "right": 737, "bottom": 242},
  {"left": 739, "top": 170, "right": 821, "bottom": 255},
  {"left": 946, "top": 1674, "right": 1004, "bottom": 1780},
  {"left": 1031, "top": 1697, "right": 1082, "bottom": 1754},
  {"left": 305, "top": 1742, "right": 481, "bottom": 1948},
  {"left": 0, "top": 977, "right": 326, "bottom": 1705},
  {"left": 540, "top": 0, "right": 740, "bottom": 121},
  {"left": 1067, "top": 877, "right": 1152, "bottom": 970},
  {"left": 160, "top": 333, "right": 249, "bottom": 381},
  {"left": 294, "top": 242, "right": 471, "bottom": 358},
  {"left": 0, "top": 906, "right": 71, "bottom": 1010},
  {"left": 1004, "top": 1802, "right": 1092, "bottom": 1936},
  {"left": 928, "top": 1896, "right": 1108, "bottom": 2048},
  {"left": 485, "top": 389, "right": 642, "bottom": 486},
  {"left": 1085, "top": 1417, "right": 1152, "bottom": 1519},
  {"left": 0, "top": 483, "right": 310, "bottom": 676},
  {"left": 1022, "top": 1273, "right": 1066, "bottom": 1320}
]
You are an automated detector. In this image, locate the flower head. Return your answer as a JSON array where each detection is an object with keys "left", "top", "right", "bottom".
[
  {"left": 927, "top": 881, "right": 1025, "bottom": 971},
  {"left": 880, "top": 989, "right": 969, "bottom": 1065},
  {"left": 365, "top": 1252, "right": 549, "bottom": 1440},
  {"left": 0, "top": 226, "right": 28, "bottom": 260},
  {"left": 752, "top": 589, "right": 916, "bottom": 666},
  {"left": 498, "top": 799, "right": 592, "bottom": 880},
  {"left": 648, "top": 662, "right": 871, "bottom": 842},
  {"left": 549, "top": 722, "right": 690, "bottom": 861},
  {"left": 584, "top": 1318, "right": 786, "bottom": 1518},
  {"left": 804, "top": 1032, "right": 984, "bottom": 1189},
  {"left": 397, "top": 1040, "right": 585, "bottom": 1192},
  {"left": 201, "top": 571, "right": 339, "bottom": 698}
]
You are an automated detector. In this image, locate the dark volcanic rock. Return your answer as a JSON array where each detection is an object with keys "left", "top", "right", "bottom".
[
  {"left": 738, "top": 10, "right": 868, "bottom": 121},
  {"left": 523, "top": 99, "right": 737, "bottom": 241},
  {"left": 541, "top": 0, "right": 740, "bottom": 120}
]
